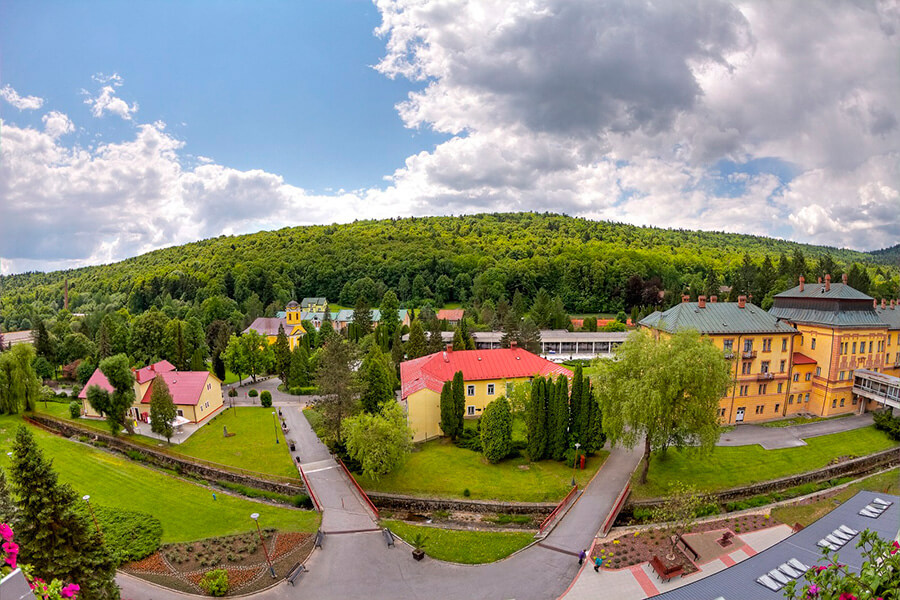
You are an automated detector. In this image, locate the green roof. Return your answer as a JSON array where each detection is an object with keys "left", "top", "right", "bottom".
[
  {"left": 769, "top": 283, "right": 884, "bottom": 328},
  {"left": 774, "top": 282, "right": 872, "bottom": 300},
  {"left": 639, "top": 301, "right": 797, "bottom": 335},
  {"left": 875, "top": 306, "right": 900, "bottom": 330}
]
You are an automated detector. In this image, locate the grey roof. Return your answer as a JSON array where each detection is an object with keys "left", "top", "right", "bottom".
[
  {"left": 651, "top": 491, "right": 900, "bottom": 600},
  {"left": 639, "top": 302, "right": 797, "bottom": 335},
  {"left": 769, "top": 305, "right": 888, "bottom": 328},
  {"left": 286, "top": 300, "right": 299, "bottom": 308},
  {"left": 242, "top": 317, "right": 293, "bottom": 337},
  {"left": 775, "top": 282, "right": 872, "bottom": 301},
  {"left": 400, "top": 330, "right": 628, "bottom": 343},
  {"left": 875, "top": 305, "right": 900, "bottom": 330},
  {"left": 300, "top": 297, "right": 328, "bottom": 307}
]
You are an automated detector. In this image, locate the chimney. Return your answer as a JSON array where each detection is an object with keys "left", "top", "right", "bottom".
[
  {"left": 710, "top": 295, "right": 718, "bottom": 303},
  {"left": 842, "top": 273, "right": 848, "bottom": 284},
  {"left": 891, "top": 300, "right": 896, "bottom": 310},
  {"left": 446, "top": 343, "right": 453, "bottom": 353},
  {"left": 799, "top": 276, "right": 805, "bottom": 292},
  {"left": 874, "top": 299, "right": 878, "bottom": 309},
  {"left": 825, "top": 274, "right": 831, "bottom": 292},
  {"left": 682, "top": 294, "right": 690, "bottom": 303},
  {"left": 817, "top": 276, "right": 822, "bottom": 284},
  {"left": 738, "top": 295, "right": 747, "bottom": 309},
  {"left": 510, "top": 341, "right": 518, "bottom": 349},
  {"left": 882, "top": 299, "right": 887, "bottom": 309},
  {"left": 698, "top": 295, "right": 707, "bottom": 308}
]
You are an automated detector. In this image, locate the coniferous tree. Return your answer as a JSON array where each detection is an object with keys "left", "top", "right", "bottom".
[
  {"left": 426, "top": 318, "right": 443, "bottom": 354},
  {"left": 190, "top": 347, "right": 205, "bottom": 371},
  {"left": 360, "top": 346, "right": 392, "bottom": 414},
  {"left": 379, "top": 291, "right": 401, "bottom": 340},
  {"left": 352, "top": 297, "right": 373, "bottom": 340},
  {"left": 406, "top": 320, "right": 428, "bottom": 359},
  {"left": 97, "top": 321, "right": 112, "bottom": 359},
  {"left": 549, "top": 375, "right": 569, "bottom": 461},
  {"left": 585, "top": 379, "right": 606, "bottom": 453},
  {"left": 452, "top": 327, "right": 466, "bottom": 351},
  {"left": 0, "top": 467, "right": 17, "bottom": 525},
  {"left": 526, "top": 376, "right": 548, "bottom": 461},
  {"left": 569, "top": 365, "right": 583, "bottom": 442},
  {"left": 149, "top": 377, "right": 177, "bottom": 443},
  {"left": 480, "top": 396, "right": 512, "bottom": 463},
  {"left": 452, "top": 371, "right": 465, "bottom": 435},
  {"left": 439, "top": 380, "right": 459, "bottom": 439},
  {"left": 10, "top": 426, "right": 119, "bottom": 599},
  {"left": 531, "top": 288, "right": 553, "bottom": 328},
  {"left": 289, "top": 344, "right": 310, "bottom": 388},
  {"left": 390, "top": 327, "right": 404, "bottom": 369},
  {"left": 274, "top": 324, "right": 291, "bottom": 384}
]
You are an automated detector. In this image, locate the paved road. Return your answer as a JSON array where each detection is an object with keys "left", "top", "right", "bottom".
[{"left": 717, "top": 413, "right": 873, "bottom": 449}]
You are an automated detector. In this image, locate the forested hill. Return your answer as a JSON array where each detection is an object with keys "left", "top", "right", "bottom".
[{"left": 1, "top": 213, "right": 897, "bottom": 330}]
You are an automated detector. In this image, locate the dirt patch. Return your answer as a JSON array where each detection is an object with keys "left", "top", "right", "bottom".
[{"left": 122, "top": 531, "right": 313, "bottom": 596}]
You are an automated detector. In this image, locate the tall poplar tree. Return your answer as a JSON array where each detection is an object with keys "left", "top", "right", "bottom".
[
  {"left": 150, "top": 377, "right": 177, "bottom": 443},
  {"left": 274, "top": 324, "right": 292, "bottom": 384},
  {"left": 406, "top": 320, "right": 427, "bottom": 359},
  {"left": 569, "top": 366, "right": 584, "bottom": 442},
  {"left": 451, "top": 371, "right": 465, "bottom": 434},
  {"left": 526, "top": 376, "right": 548, "bottom": 461},
  {"left": 549, "top": 375, "right": 570, "bottom": 461},
  {"left": 439, "top": 380, "right": 459, "bottom": 439}
]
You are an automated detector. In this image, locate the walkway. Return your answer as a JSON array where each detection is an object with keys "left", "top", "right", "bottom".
[{"left": 717, "top": 413, "right": 873, "bottom": 449}]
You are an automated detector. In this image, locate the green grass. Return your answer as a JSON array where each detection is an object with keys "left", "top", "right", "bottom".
[
  {"left": 770, "top": 468, "right": 899, "bottom": 527},
  {"left": 631, "top": 426, "right": 899, "bottom": 499},
  {"left": 357, "top": 437, "right": 608, "bottom": 502},
  {"left": 35, "top": 402, "right": 161, "bottom": 443},
  {"left": 220, "top": 369, "right": 241, "bottom": 385},
  {"left": 0, "top": 414, "right": 319, "bottom": 543},
  {"left": 382, "top": 520, "right": 534, "bottom": 563},
  {"left": 761, "top": 412, "right": 855, "bottom": 428},
  {"left": 174, "top": 407, "right": 298, "bottom": 478}
]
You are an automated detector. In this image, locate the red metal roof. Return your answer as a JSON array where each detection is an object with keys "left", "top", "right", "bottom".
[
  {"left": 401, "top": 348, "right": 572, "bottom": 398},
  {"left": 437, "top": 309, "right": 465, "bottom": 321},
  {"left": 134, "top": 360, "right": 176, "bottom": 384},
  {"left": 792, "top": 352, "right": 817, "bottom": 365},
  {"left": 140, "top": 371, "right": 213, "bottom": 406},
  {"left": 77, "top": 368, "right": 116, "bottom": 399}
]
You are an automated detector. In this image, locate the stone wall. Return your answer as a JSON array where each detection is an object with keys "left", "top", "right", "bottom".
[
  {"left": 367, "top": 491, "right": 555, "bottom": 516},
  {"left": 27, "top": 414, "right": 306, "bottom": 497},
  {"left": 620, "top": 446, "right": 900, "bottom": 519}
]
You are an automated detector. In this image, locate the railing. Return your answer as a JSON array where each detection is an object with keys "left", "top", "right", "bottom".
[
  {"left": 297, "top": 463, "right": 322, "bottom": 512},
  {"left": 757, "top": 372, "right": 775, "bottom": 381},
  {"left": 742, "top": 350, "right": 757, "bottom": 359},
  {"left": 723, "top": 352, "right": 735, "bottom": 360},
  {"left": 538, "top": 484, "right": 579, "bottom": 535},
  {"left": 337, "top": 457, "right": 379, "bottom": 519},
  {"left": 600, "top": 481, "right": 631, "bottom": 536}
]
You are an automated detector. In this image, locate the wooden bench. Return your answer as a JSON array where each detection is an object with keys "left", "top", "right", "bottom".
[
  {"left": 383, "top": 527, "right": 395, "bottom": 548},
  {"left": 674, "top": 534, "right": 699, "bottom": 561},
  {"left": 286, "top": 563, "right": 305, "bottom": 586},
  {"left": 649, "top": 556, "right": 684, "bottom": 582}
]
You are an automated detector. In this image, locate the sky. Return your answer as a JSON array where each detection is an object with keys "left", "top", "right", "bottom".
[{"left": 1, "top": 0, "right": 899, "bottom": 275}]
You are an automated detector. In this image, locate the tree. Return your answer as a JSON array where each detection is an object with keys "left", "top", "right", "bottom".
[
  {"left": 274, "top": 324, "right": 291, "bottom": 385},
  {"left": 9, "top": 426, "right": 119, "bottom": 599},
  {"left": 360, "top": 346, "right": 393, "bottom": 413},
  {"left": 379, "top": 291, "right": 401, "bottom": 340},
  {"left": 452, "top": 328, "right": 466, "bottom": 351},
  {"left": 351, "top": 297, "right": 374, "bottom": 341},
  {"left": 406, "top": 320, "right": 427, "bottom": 359},
  {"left": 649, "top": 482, "right": 708, "bottom": 560},
  {"left": 569, "top": 365, "right": 584, "bottom": 442},
  {"left": 129, "top": 308, "right": 169, "bottom": 365},
  {"left": 288, "top": 344, "right": 310, "bottom": 388},
  {"left": 236, "top": 330, "right": 273, "bottom": 383},
  {"left": 224, "top": 334, "right": 248, "bottom": 385},
  {"left": 163, "top": 319, "right": 189, "bottom": 371},
  {"left": 0, "top": 345, "right": 41, "bottom": 414},
  {"left": 76, "top": 360, "right": 96, "bottom": 385},
  {"left": 0, "top": 467, "right": 17, "bottom": 525},
  {"left": 480, "top": 396, "right": 512, "bottom": 463},
  {"left": 526, "top": 376, "right": 548, "bottom": 461},
  {"left": 342, "top": 401, "right": 412, "bottom": 479},
  {"left": 312, "top": 336, "right": 359, "bottom": 443},
  {"left": 548, "top": 375, "right": 569, "bottom": 461},
  {"left": 149, "top": 376, "right": 176, "bottom": 443},
  {"left": 531, "top": 288, "right": 553, "bottom": 328},
  {"left": 34, "top": 319, "right": 56, "bottom": 366},
  {"left": 60, "top": 332, "right": 95, "bottom": 365},
  {"left": 451, "top": 371, "right": 465, "bottom": 439},
  {"left": 390, "top": 327, "right": 404, "bottom": 370},
  {"left": 91, "top": 353, "right": 137, "bottom": 435},
  {"left": 426, "top": 318, "right": 444, "bottom": 354},
  {"left": 597, "top": 330, "right": 732, "bottom": 484},
  {"left": 439, "top": 380, "right": 460, "bottom": 439}
]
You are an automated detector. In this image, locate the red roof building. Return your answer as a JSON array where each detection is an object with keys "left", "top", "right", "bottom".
[
  {"left": 792, "top": 352, "right": 817, "bottom": 365},
  {"left": 437, "top": 309, "right": 465, "bottom": 324}
]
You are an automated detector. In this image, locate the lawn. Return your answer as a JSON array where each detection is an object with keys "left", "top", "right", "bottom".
[
  {"left": 381, "top": 520, "right": 534, "bottom": 563},
  {"left": 0, "top": 414, "right": 319, "bottom": 543},
  {"left": 174, "top": 407, "right": 298, "bottom": 479},
  {"left": 357, "top": 438, "right": 608, "bottom": 502},
  {"left": 36, "top": 402, "right": 161, "bottom": 443},
  {"left": 770, "top": 468, "right": 899, "bottom": 527},
  {"left": 761, "top": 412, "right": 855, "bottom": 428},
  {"left": 631, "top": 426, "right": 899, "bottom": 499}
]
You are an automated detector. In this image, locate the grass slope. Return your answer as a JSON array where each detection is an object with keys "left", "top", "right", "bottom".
[
  {"left": 0, "top": 414, "right": 318, "bottom": 543},
  {"left": 382, "top": 520, "right": 534, "bottom": 563},
  {"left": 632, "top": 426, "right": 899, "bottom": 499}
]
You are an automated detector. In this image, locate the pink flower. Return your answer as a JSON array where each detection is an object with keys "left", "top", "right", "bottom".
[
  {"left": 807, "top": 585, "right": 819, "bottom": 597},
  {"left": 61, "top": 583, "right": 80, "bottom": 598},
  {"left": 0, "top": 523, "right": 12, "bottom": 542},
  {"left": 5, "top": 553, "right": 15, "bottom": 569},
  {"left": 891, "top": 541, "right": 899, "bottom": 555},
  {"left": 815, "top": 566, "right": 827, "bottom": 572},
  {"left": 2, "top": 541, "right": 19, "bottom": 556},
  {"left": 839, "top": 594, "right": 857, "bottom": 600}
]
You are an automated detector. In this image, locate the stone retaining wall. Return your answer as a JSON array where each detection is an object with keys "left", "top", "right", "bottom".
[
  {"left": 367, "top": 491, "right": 555, "bottom": 516},
  {"left": 27, "top": 414, "right": 306, "bottom": 497},
  {"left": 620, "top": 446, "right": 900, "bottom": 519}
]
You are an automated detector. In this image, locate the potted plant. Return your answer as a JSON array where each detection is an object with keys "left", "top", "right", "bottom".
[{"left": 411, "top": 533, "right": 428, "bottom": 561}]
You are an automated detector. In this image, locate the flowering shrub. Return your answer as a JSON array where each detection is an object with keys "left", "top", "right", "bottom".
[
  {"left": 783, "top": 529, "right": 900, "bottom": 600},
  {"left": 0, "top": 523, "right": 79, "bottom": 600},
  {"left": 199, "top": 568, "right": 228, "bottom": 597}
]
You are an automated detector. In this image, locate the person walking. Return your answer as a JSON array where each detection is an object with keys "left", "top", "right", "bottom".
[
  {"left": 578, "top": 549, "right": 587, "bottom": 565},
  {"left": 593, "top": 555, "right": 603, "bottom": 572}
]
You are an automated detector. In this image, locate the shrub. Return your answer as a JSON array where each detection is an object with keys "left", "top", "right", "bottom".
[
  {"left": 92, "top": 506, "right": 163, "bottom": 564},
  {"left": 694, "top": 502, "right": 720, "bottom": 518},
  {"left": 463, "top": 488, "right": 471, "bottom": 497},
  {"left": 228, "top": 388, "right": 238, "bottom": 398},
  {"left": 454, "top": 428, "right": 482, "bottom": 452},
  {"left": 632, "top": 507, "right": 653, "bottom": 522},
  {"left": 480, "top": 396, "right": 512, "bottom": 463},
  {"left": 289, "top": 385, "right": 319, "bottom": 395},
  {"left": 873, "top": 409, "right": 900, "bottom": 440},
  {"left": 200, "top": 569, "right": 228, "bottom": 597},
  {"left": 69, "top": 401, "right": 81, "bottom": 419},
  {"left": 125, "top": 449, "right": 145, "bottom": 462},
  {"left": 248, "top": 389, "right": 259, "bottom": 397},
  {"left": 260, "top": 390, "right": 272, "bottom": 407}
]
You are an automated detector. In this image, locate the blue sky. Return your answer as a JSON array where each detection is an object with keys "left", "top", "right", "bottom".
[{"left": 1, "top": 1, "right": 898, "bottom": 274}]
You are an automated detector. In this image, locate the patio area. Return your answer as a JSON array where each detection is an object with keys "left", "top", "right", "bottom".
[{"left": 130, "top": 405, "right": 224, "bottom": 444}]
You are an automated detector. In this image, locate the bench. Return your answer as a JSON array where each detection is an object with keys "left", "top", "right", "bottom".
[
  {"left": 286, "top": 563, "right": 305, "bottom": 585},
  {"left": 649, "top": 556, "right": 684, "bottom": 582},
  {"left": 674, "top": 534, "right": 699, "bottom": 561},
  {"left": 383, "top": 527, "right": 395, "bottom": 548},
  {"left": 314, "top": 529, "right": 324, "bottom": 549}
]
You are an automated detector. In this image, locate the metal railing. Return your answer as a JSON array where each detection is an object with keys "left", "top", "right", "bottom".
[
  {"left": 742, "top": 350, "right": 757, "bottom": 359},
  {"left": 538, "top": 484, "right": 579, "bottom": 534},
  {"left": 757, "top": 372, "right": 775, "bottom": 381},
  {"left": 600, "top": 481, "right": 631, "bottom": 536},
  {"left": 297, "top": 463, "right": 322, "bottom": 512},
  {"left": 337, "top": 457, "right": 379, "bottom": 519}
]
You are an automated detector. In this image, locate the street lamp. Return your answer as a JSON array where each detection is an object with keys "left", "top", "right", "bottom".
[
  {"left": 272, "top": 411, "right": 279, "bottom": 444},
  {"left": 571, "top": 443, "right": 581, "bottom": 487},
  {"left": 250, "top": 513, "right": 276, "bottom": 578},
  {"left": 83, "top": 495, "right": 102, "bottom": 536}
]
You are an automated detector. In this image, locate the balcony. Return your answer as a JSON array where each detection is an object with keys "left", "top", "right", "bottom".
[
  {"left": 742, "top": 350, "right": 757, "bottom": 359},
  {"left": 757, "top": 372, "right": 775, "bottom": 381},
  {"left": 723, "top": 352, "right": 735, "bottom": 360}
]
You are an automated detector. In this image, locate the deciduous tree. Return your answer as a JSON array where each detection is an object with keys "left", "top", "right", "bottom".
[
  {"left": 342, "top": 402, "right": 412, "bottom": 480},
  {"left": 149, "top": 377, "right": 177, "bottom": 443},
  {"left": 312, "top": 336, "right": 359, "bottom": 443}
]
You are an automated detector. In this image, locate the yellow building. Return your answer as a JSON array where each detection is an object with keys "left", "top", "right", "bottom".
[
  {"left": 243, "top": 301, "right": 306, "bottom": 350},
  {"left": 875, "top": 299, "right": 900, "bottom": 379},
  {"left": 400, "top": 346, "right": 572, "bottom": 442},
  {"left": 78, "top": 360, "right": 224, "bottom": 424},
  {"left": 300, "top": 297, "right": 328, "bottom": 313},
  {"left": 641, "top": 295, "right": 799, "bottom": 424}
]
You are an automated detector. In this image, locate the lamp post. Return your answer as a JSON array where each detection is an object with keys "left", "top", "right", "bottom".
[
  {"left": 272, "top": 411, "right": 279, "bottom": 444},
  {"left": 571, "top": 443, "right": 581, "bottom": 487},
  {"left": 83, "top": 495, "right": 102, "bottom": 536},
  {"left": 250, "top": 513, "right": 276, "bottom": 578}
]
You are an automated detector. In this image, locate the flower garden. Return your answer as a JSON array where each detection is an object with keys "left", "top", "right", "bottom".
[{"left": 2, "top": 523, "right": 80, "bottom": 600}]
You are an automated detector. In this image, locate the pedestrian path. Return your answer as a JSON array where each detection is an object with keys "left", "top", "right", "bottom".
[{"left": 717, "top": 413, "right": 873, "bottom": 449}]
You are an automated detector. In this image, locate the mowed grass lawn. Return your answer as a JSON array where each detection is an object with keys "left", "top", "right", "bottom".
[
  {"left": 175, "top": 407, "right": 298, "bottom": 479},
  {"left": 0, "top": 414, "right": 318, "bottom": 543},
  {"left": 632, "top": 426, "right": 899, "bottom": 499},
  {"left": 382, "top": 520, "right": 533, "bottom": 563},
  {"left": 357, "top": 438, "right": 608, "bottom": 502}
]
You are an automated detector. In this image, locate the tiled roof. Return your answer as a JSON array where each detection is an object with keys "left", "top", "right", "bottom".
[
  {"left": 792, "top": 352, "right": 816, "bottom": 365},
  {"left": 78, "top": 368, "right": 116, "bottom": 399},
  {"left": 401, "top": 348, "right": 572, "bottom": 398},
  {"left": 140, "top": 371, "right": 213, "bottom": 406},
  {"left": 639, "top": 302, "right": 796, "bottom": 335},
  {"left": 775, "top": 282, "right": 872, "bottom": 300},
  {"left": 134, "top": 360, "right": 176, "bottom": 384},
  {"left": 769, "top": 306, "right": 886, "bottom": 328},
  {"left": 243, "top": 317, "right": 288, "bottom": 337},
  {"left": 437, "top": 309, "right": 465, "bottom": 321},
  {"left": 875, "top": 305, "right": 900, "bottom": 330}
]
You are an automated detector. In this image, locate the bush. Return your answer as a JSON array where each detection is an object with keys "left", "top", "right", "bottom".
[
  {"left": 463, "top": 488, "right": 471, "bottom": 497},
  {"left": 480, "top": 396, "right": 512, "bottom": 463},
  {"left": 289, "top": 386, "right": 319, "bottom": 396},
  {"left": 228, "top": 388, "right": 238, "bottom": 398},
  {"left": 200, "top": 569, "right": 228, "bottom": 597},
  {"left": 69, "top": 401, "right": 81, "bottom": 419},
  {"left": 92, "top": 506, "right": 163, "bottom": 564},
  {"left": 631, "top": 507, "right": 653, "bottom": 523},
  {"left": 694, "top": 502, "right": 720, "bottom": 518},
  {"left": 873, "top": 409, "right": 900, "bottom": 440},
  {"left": 260, "top": 390, "right": 272, "bottom": 407},
  {"left": 454, "top": 428, "right": 482, "bottom": 452},
  {"left": 248, "top": 389, "right": 259, "bottom": 397}
]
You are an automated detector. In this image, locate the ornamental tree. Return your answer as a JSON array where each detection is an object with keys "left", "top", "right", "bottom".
[
  {"left": 439, "top": 380, "right": 459, "bottom": 439},
  {"left": 92, "top": 354, "right": 136, "bottom": 435},
  {"left": 480, "top": 396, "right": 512, "bottom": 463},
  {"left": 342, "top": 402, "right": 412, "bottom": 480},
  {"left": 149, "top": 377, "right": 177, "bottom": 443},
  {"left": 274, "top": 324, "right": 291, "bottom": 385}
]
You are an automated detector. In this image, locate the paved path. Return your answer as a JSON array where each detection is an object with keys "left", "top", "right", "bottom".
[{"left": 717, "top": 413, "right": 873, "bottom": 449}]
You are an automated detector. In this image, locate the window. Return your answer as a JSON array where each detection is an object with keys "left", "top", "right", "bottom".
[
  {"left": 739, "top": 385, "right": 748, "bottom": 396},
  {"left": 789, "top": 394, "right": 794, "bottom": 405},
  {"left": 852, "top": 342, "right": 857, "bottom": 354},
  {"left": 815, "top": 367, "right": 821, "bottom": 377},
  {"left": 852, "top": 397, "right": 858, "bottom": 405},
  {"left": 840, "top": 398, "right": 845, "bottom": 407},
  {"left": 487, "top": 384, "right": 495, "bottom": 395},
  {"left": 719, "top": 408, "right": 726, "bottom": 417},
  {"left": 805, "top": 393, "right": 810, "bottom": 403},
  {"left": 467, "top": 406, "right": 475, "bottom": 416},
  {"left": 774, "top": 403, "right": 780, "bottom": 412},
  {"left": 780, "top": 360, "right": 786, "bottom": 372},
  {"left": 762, "top": 338, "right": 772, "bottom": 352},
  {"left": 805, "top": 372, "right": 812, "bottom": 381},
  {"left": 869, "top": 341, "right": 873, "bottom": 353},
  {"left": 723, "top": 339, "right": 734, "bottom": 352},
  {"left": 811, "top": 338, "right": 816, "bottom": 350},
  {"left": 758, "top": 384, "right": 767, "bottom": 395},
  {"left": 467, "top": 385, "right": 475, "bottom": 396},
  {"left": 831, "top": 399, "right": 837, "bottom": 408},
  {"left": 782, "top": 338, "right": 788, "bottom": 352},
  {"left": 742, "top": 362, "right": 752, "bottom": 375},
  {"left": 777, "top": 382, "right": 783, "bottom": 393},
  {"left": 839, "top": 371, "right": 845, "bottom": 381},
  {"left": 207, "top": 383, "right": 211, "bottom": 391},
  {"left": 176, "top": 409, "right": 184, "bottom": 417},
  {"left": 841, "top": 342, "right": 846, "bottom": 355},
  {"left": 793, "top": 373, "right": 800, "bottom": 382},
  {"left": 743, "top": 339, "right": 754, "bottom": 352},
  {"left": 755, "top": 405, "right": 764, "bottom": 414},
  {"left": 761, "top": 361, "right": 770, "bottom": 373}
]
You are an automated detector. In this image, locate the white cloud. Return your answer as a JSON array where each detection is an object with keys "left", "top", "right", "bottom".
[
  {"left": 0, "top": 84, "right": 44, "bottom": 110},
  {"left": 41, "top": 111, "right": 74, "bottom": 138},
  {"left": 83, "top": 73, "right": 138, "bottom": 120}
]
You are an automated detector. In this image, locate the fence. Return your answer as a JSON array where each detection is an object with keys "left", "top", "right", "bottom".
[
  {"left": 538, "top": 484, "right": 579, "bottom": 534},
  {"left": 297, "top": 463, "right": 322, "bottom": 512},
  {"left": 337, "top": 457, "right": 379, "bottom": 519},
  {"left": 600, "top": 481, "right": 631, "bottom": 536}
]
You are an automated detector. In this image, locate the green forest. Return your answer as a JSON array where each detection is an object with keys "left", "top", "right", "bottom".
[{"left": 1, "top": 212, "right": 898, "bottom": 334}]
